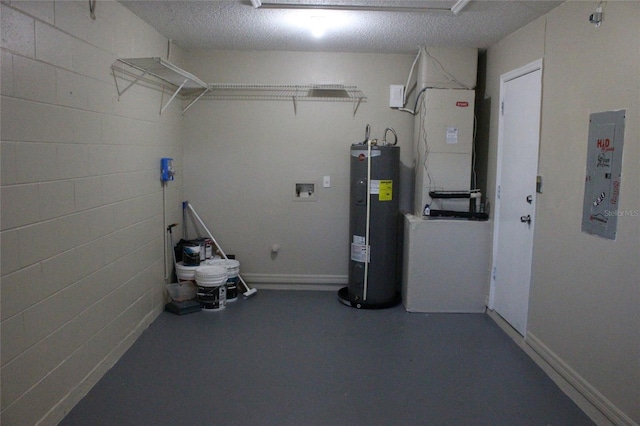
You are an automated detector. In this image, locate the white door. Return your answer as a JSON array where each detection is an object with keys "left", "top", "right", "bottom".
[{"left": 490, "top": 60, "right": 542, "bottom": 336}]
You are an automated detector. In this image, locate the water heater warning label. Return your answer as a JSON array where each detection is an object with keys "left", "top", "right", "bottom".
[
  {"left": 378, "top": 180, "right": 393, "bottom": 201},
  {"left": 370, "top": 180, "right": 393, "bottom": 201},
  {"left": 351, "top": 236, "right": 370, "bottom": 263}
]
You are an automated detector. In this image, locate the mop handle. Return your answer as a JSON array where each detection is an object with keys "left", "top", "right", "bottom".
[{"left": 186, "top": 203, "right": 228, "bottom": 259}]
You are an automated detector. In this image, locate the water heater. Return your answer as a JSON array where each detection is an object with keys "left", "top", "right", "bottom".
[{"left": 339, "top": 141, "right": 400, "bottom": 309}]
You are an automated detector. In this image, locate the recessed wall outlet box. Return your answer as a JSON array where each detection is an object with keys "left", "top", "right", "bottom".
[
  {"left": 390, "top": 85, "right": 404, "bottom": 108},
  {"left": 294, "top": 182, "right": 317, "bottom": 201}
]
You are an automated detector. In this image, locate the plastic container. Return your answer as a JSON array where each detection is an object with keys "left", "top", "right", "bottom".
[{"left": 165, "top": 282, "right": 197, "bottom": 302}]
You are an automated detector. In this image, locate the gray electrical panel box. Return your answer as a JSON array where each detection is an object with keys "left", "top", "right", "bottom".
[{"left": 582, "top": 110, "right": 626, "bottom": 240}]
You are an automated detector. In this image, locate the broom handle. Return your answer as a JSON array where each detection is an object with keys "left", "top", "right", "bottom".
[{"left": 186, "top": 202, "right": 254, "bottom": 294}]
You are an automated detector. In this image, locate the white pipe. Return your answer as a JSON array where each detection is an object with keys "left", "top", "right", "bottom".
[
  {"left": 363, "top": 139, "right": 372, "bottom": 301},
  {"left": 404, "top": 47, "right": 422, "bottom": 106},
  {"left": 163, "top": 182, "right": 168, "bottom": 284},
  {"left": 451, "top": 0, "right": 471, "bottom": 15}
]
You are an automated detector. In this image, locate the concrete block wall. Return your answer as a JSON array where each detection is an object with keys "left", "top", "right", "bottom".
[{"left": 1, "top": 1, "right": 184, "bottom": 424}]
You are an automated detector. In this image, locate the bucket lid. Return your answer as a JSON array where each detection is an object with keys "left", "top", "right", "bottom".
[
  {"left": 176, "top": 261, "right": 200, "bottom": 271},
  {"left": 195, "top": 265, "right": 227, "bottom": 276},
  {"left": 204, "top": 259, "right": 240, "bottom": 270},
  {"left": 195, "top": 265, "right": 227, "bottom": 285}
]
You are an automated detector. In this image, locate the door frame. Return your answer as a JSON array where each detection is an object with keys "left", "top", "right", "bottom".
[{"left": 488, "top": 59, "right": 543, "bottom": 335}]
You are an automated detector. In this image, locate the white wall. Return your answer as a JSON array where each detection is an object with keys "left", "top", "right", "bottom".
[
  {"left": 181, "top": 50, "right": 416, "bottom": 287},
  {"left": 485, "top": 2, "right": 639, "bottom": 424},
  {"left": 0, "top": 1, "right": 184, "bottom": 424}
]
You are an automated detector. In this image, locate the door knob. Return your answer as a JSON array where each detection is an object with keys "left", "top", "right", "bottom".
[{"left": 520, "top": 215, "right": 532, "bottom": 224}]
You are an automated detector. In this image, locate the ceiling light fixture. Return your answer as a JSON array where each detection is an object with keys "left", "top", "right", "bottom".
[
  {"left": 256, "top": 1, "right": 455, "bottom": 13},
  {"left": 309, "top": 16, "right": 327, "bottom": 38},
  {"left": 451, "top": 0, "right": 471, "bottom": 15},
  {"left": 282, "top": 10, "right": 351, "bottom": 39}
]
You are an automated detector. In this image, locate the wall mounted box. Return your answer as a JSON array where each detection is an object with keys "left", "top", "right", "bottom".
[{"left": 581, "top": 110, "right": 626, "bottom": 240}]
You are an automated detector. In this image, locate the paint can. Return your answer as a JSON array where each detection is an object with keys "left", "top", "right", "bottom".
[
  {"left": 182, "top": 243, "right": 201, "bottom": 266},
  {"left": 203, "top": 238, "right": 214, "bottom": 259},
  {"left": 192, "top": 237, "right": 214, "bottom": 260}
]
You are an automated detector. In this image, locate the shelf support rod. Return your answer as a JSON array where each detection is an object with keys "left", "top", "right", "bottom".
[
  {"left": 353, "top": 97, "right": 363, "bottom": 117},
  {"left": 182, "top": 88, "right": 210, "bottom": 114},
  {"left": 160, "top": 78, "right": 188, "bottom": 114},
  {"left": 114, "top": 69, "right": 148, "bottom": 99},
  {"left": 89, "top": 0, "right": 97, "bottom": 20}
]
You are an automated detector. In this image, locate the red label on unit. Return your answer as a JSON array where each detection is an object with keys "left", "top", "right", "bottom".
[{"left": 456, "top": 101, "right": 469, "bottom": 107}]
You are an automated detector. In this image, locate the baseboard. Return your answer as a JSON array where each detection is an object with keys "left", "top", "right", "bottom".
[
  {"left": 487, "top": 309, "right": 632, "bottom": 426},
  {"left": 40, "top": 305, "right": 163, "bottom": 426},
  {"left": 526, "top": 332, "right": 636, "bottom": 426},
  {"left": 242, "top": 273, "right": 347, "bottom": 291},
  {"left": 486, "top": 309, "right": 527, "bottom": 348}
]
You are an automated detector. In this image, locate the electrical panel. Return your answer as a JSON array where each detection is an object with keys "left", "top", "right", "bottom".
[{"left": 581, "top": 110, "right": 626, "bottom": 240}]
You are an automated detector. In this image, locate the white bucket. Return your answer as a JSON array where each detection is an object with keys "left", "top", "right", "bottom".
[
  {"left": 195, "top": 265, "right": 228, "bottom": 310},
  {"left": 175, "top": 261, "right": 199, "bottom": 281},
  {"left": 203, "top": 259, "right": 240, "bottom": 300}
]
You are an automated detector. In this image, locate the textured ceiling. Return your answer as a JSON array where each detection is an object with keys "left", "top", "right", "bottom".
[{"left": 119, "top": 0, "right": 564, "bottom": 54}]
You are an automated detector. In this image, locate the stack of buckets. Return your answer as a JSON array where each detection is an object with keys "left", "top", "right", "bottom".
[{"left": 175, "top": 238, "right": 241, "bottom": 311}]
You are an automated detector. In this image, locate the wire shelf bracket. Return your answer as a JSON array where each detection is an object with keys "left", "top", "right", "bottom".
[{"left": 112, "top": 57, "right": 209, "bottom": 115}]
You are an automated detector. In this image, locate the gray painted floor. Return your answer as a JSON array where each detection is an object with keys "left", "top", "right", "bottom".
[{"left": 61, "top": 290, "right": 594, "bottom": 425}]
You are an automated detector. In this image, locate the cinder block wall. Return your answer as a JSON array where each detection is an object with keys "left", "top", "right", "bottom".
[{"left": 0, "top": 1, "right": 184, "bottom": 424}]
